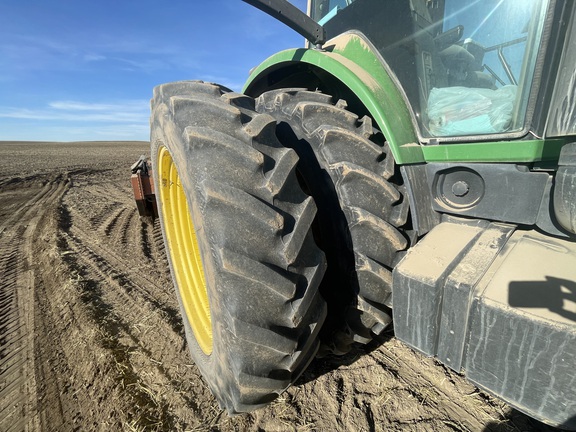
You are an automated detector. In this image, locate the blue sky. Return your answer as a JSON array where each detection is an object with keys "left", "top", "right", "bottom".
[{"left": 0, "top": 0, "right": 307, "bottom": 142}]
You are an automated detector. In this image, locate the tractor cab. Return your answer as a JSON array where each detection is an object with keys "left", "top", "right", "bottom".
[{"left": 312, "top": 0, "right": 548, "bottom": 140}]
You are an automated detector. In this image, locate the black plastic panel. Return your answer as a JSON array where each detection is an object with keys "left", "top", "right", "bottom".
[
  {"left": 400, "top": 165, "right": 441, "bottom": 236},
  {"left": 554, "top": 143, "right": 576, "bottom": 233},
  {"left": 426, "top": 163, "right": 549, "bottom": 225}
]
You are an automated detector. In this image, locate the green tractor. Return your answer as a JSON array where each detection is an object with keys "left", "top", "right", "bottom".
[{"left": 146, "top": 0, "right": 576, "bottom": 428}]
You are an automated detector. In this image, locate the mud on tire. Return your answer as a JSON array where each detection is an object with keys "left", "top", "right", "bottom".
[
  {"left": 256, "top": 89, "right": 409, "bottom": 354},
  {"left": 150, "top": 81, "right": 327, "bottom": 413}
]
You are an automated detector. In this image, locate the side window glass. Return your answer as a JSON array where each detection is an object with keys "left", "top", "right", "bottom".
[
  {"left": 311, "top": 0, "right": 548, "bottom": 139},
  {"left": 424, "top": 0, "right": 547, "bottom": 137}
]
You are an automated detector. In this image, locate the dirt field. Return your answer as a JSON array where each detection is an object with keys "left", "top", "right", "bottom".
[{"left": 0, "top": 140, "right": 560, "bottom": 431}]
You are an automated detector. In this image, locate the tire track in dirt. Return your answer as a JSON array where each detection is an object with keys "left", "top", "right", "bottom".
[
  {"left": 151, "top": 221, "right": 168, "bottom": 265},
  {"left": 63, "top": 231, "right": 183, "bottom": 335},
  {"left": 0, "top": 175, "right": 69, "bottom": 432},
  {"left": 138, "top": 220, "right": 153, "bottom": 261},
  {"left": 46, "top": 168, "right": 228, "bottom": 430},
  {"left": 119, "top": 208, "right": 138, "bottom": 247},
  {"left": 0, "top": 176, "right": 57, "bottom": 236},
  {"left": 99, "top": 206, "right": 128, "bottom": 237},
  {"left": 65, "top": 178, "right": 177, "bottom": 314},
  {"left": 0, "top": 236, "right": 27, "bottom": 432},
  {"left": 57, "top": 233, "right": 184, "bottom": 429}
]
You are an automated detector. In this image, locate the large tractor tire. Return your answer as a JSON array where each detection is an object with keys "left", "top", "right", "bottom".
[
  {"left": 150, "top": 81, "right": 327, "bottom": 413},
  {"left": 256, "top": 89, "right": 409, "bottom": 354}
]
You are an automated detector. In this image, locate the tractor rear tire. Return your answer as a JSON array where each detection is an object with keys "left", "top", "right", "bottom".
[
  {"left": 256, "top": 89, "right": 409, "bottom": 354},
  {"left": 151, "top": 81, "right": 327, "bottom": 413}
]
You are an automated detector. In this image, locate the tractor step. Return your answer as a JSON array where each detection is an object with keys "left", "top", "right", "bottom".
[{"left": 393, "top": 217, "right": 576, "bottom": 429}]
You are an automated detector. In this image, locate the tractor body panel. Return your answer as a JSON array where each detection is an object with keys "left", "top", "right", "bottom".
[{"left": 393, "top": 219, "right": 576, "bottom": 428}]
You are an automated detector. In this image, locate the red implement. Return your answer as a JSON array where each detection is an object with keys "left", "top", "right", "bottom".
[{"left": 131, "top": 155, "right": 158, "bottom": 218}]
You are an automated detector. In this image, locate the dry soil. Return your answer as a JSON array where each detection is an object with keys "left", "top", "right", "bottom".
[{"left": 0, "top": 141, "right": 561, "bottom": 431}]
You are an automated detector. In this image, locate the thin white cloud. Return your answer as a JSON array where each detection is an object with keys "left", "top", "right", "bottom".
[
  {"left": 0, "top": 32, "right": 202, "bottom": 73},
  {"left": 0, "top": 110, "right": 144, "bottom": 123},
  {"left": 111, "top": 57, "right": 173, "bottom": 72},
  {"left": 0, "top": 123, "right": 149, "bottom": 142},
  {"left": 84, "top": 54, "right": 106, "bottom": 62},
  {"left": 12, "top": 34, "right": 75, "bottom": 54},
  {"left": 95, "top": 38, "right": 181, "bottom": 56},
  {"left": 0, "top": 99, "right": 149, "bottom": 123},
  {"left": 49, "top": 100, "right": 147, "bottom": 112},
  {"left": 0, "top": 99, "right": 150, "bottom": 141}
]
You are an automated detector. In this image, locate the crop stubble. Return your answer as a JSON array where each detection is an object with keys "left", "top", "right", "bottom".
[{"left": 0, "top": 141, "right": 556, "bottom": 431}]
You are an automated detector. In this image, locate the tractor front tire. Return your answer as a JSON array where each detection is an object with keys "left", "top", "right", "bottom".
[
  {"left": 151, "top": 81, "right": 327, "bottom": 413},
  {"left": 257, "top": 89, "right": 409, "bottom": 354}
]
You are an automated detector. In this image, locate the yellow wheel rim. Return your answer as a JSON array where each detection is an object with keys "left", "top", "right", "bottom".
[{"left": 157, "top": 146, "right": 212, "bottom": 355}]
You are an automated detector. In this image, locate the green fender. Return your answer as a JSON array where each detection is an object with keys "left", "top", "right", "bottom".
[
  {"left": 243, "top": 33, "right": 425, "bottom": 165},
  {"left": 243, "top": 33, "right": 568, "bottom": 164}
]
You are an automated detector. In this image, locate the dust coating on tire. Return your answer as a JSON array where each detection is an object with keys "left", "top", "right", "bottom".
[
  {"left": 151, "top": 81, "right": 327, "bottom": 413},
  {"left": 257, "top": 89, "right": 409, "bottom": 354}
]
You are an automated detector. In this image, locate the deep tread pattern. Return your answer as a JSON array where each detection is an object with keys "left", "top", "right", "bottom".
[
  {"left": 150, "top": 81, "right": 326, "bottom": 413},
  {"left": 256, "top": 89, "right": 409, "bottom": 353},
  {"left": 332, "top": 162, "right": 399, "bottom": 219},
  {"left": 347, "top": 206, "right": 407, "bottom": 265},
  {"left": 356, "top": 255, "right": 393, "bottom": 305},
  {"left": 281, "top": 196, "right": 317, "bottom": 265},
  {"left": 220, "top": 249, "right": 295, "bottom": 301},
  {"left": 225, "top": 314, "right": 297, "bottom": 355},
  {"left": 264, "top": 148, "right": 299, "bottom": 197}
]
